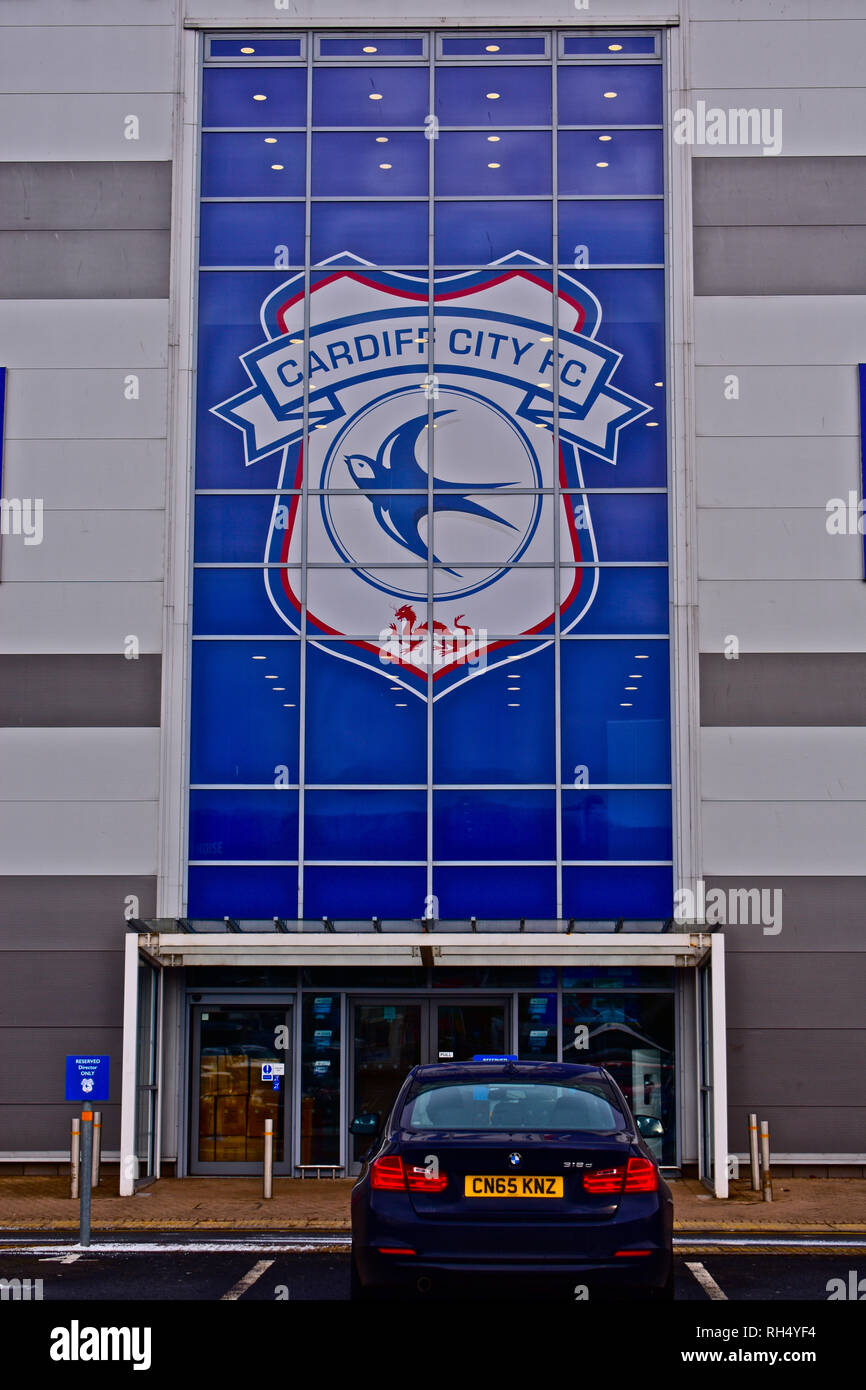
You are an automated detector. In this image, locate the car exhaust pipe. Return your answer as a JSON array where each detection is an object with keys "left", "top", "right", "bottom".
[{"left": 416, "top": 1276, "right": 432, "bottom": 1294}]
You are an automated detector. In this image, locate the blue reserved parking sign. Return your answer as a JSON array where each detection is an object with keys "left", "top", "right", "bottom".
[{"left": 65, "top": 1056, "right": 110, "bottom": 1103}]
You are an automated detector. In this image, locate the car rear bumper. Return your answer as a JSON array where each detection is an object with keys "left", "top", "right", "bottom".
[{"left": 354, "top": 1246, "right": 671, "bottom": 1295}]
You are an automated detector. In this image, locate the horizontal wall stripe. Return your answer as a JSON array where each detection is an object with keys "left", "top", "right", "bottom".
[
  {"left": 699, "top": 582, "right": 866, "bottom": 654},
  {"left": 700, "top": 653, "right": 866, "bottom": 725},
  {"left": 697, "top": 436, "right": 859, "bottom": 509},
  {"left": 690, "top": 22, "right": 866, "bottom": 90},
  {"left": 682, "top": 88, "right": 866, "bottom": 159},
  {"left": 696, "top": 365, "right": 856, "bottom": 437},
  {"left": 0, "top": 582, "right": 163, "bottom": 654},
  {"left": 0, "top": 230, "right": 170, "bottom": 298},
  {"left": 695, "top": 295, "right": 866, "bottom": 367},
  {"left": 0, "top": 655, "right": 161, "bottom": 727},
  {"left": 727, "top": 1103, "right": 865, "bottom": 1155},
  {"left": 0, "top": 95, "right": 174, "bottom": 163},
  {"left": 0, "top": 27, "right": 176, "bottom": 95},
  {"left": 697, "top": 508, "right": 860, "bottom": 582},
  {"left": 0, "top": 875, "right": 156, "bottom": 949},
  {"left": 1, "top": 439, "right": 167, "bottom": 511},
  {"left": 694, "top": 225, "right": 866, "bottom": 296},
  {"left": 701, "top": 727, "right": 866, "bottom": 801},
  {"left": 693, "top": 156, "right": 866, "bottom": 228},
  {"left": 0, "top": 510, "right": 165, "bottom": 583},
  {"left": 0, "top": 802, "right": 158, "bottom": 875},
  {"left": 702, "top": 801, "right": 866, "bottom": 876},
  {"left": 0, "top": 300, "right": 169, "bottom": 368},
  {"left": 0, "top": 729, "right": 160, "bottom": 798},
  {"left": 0, "top": 162, "right": 172, "bottom": 232},
  {"left": 0, "top": 952, "right": 124, "bottom": 1027}
]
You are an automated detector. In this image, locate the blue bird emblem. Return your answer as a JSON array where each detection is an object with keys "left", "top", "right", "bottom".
[{"left": 344, "top": 411, "right": 517, "bottom": 575}]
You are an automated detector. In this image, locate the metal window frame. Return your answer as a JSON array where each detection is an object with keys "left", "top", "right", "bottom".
[{"left": 313, "top": 33, "right": 430, "bottom": 63}]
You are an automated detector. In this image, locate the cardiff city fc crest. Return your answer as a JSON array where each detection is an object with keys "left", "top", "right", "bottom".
[{"left": 212, "top": 256, "right": 649, "bottom": 699}]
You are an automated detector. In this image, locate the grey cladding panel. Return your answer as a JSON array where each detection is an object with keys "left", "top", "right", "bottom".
[
  {"left": 0, "top": 162, "right": 172, "bottom": 231},
  {"left": 0, "top": 654, "right": 162, "bottom": 727},
  {"left": 725, "top": 953, "right": 866, "bottom": 1028},
  {"left": 0, "top": 952, "right": 124, "bottom": 1027},
  {"left": 693, "top": 156, "right": 866, "bottom": 228},
  {"left": 728, "top": 1105, "right": 865, "bottom": 1155},
  {"left": 726, "top": 1030, "right": 866, "bottom": 1107},
  {"left": 706, "top": 876, "right": 866, "bottom": 952},
  {"left": 700, "top": 653, "right": 866, "bottom": 725},
  {"left": 0, "top": 1028, "right": 122, "bottom": 1106},
  {"left": 0, "top": 876, "right": 156, "bottom": 950},
  {"left": 0, "top": 1104, "right": 120, "bottom": 1151},
  {"left": 694, "top": 225, "right": 866, "bottom": 296},
  {"left": 0, "top": 230, "right": 170, "bottom": 298}
]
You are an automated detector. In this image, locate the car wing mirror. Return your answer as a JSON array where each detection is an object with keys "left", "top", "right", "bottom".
[{"left": 635, "top": 1114, "right": 664, "bottom": 1138}]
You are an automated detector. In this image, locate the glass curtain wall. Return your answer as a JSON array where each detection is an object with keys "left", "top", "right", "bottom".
[{"left": 189, "top": 29, "right": 672, "bottom": 923}]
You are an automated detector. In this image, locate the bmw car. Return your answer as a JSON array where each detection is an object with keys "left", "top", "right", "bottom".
[{"left": 350, "top": 1057, "right": 673, "bottom": 1301}]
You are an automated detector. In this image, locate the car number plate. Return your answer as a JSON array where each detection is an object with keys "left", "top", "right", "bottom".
[{"left": 464, "top": 1175, "right": 563, "bottom": 1198}]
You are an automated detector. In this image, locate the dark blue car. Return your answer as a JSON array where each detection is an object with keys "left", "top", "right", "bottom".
[{"left": 350, "top": 1058, "right": 674, "bottom": 1301}]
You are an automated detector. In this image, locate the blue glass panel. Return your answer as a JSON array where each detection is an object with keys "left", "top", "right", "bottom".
[
  {"left": 557, "top": 65, "right": 663, "bottom": 125},
  {"left": 189, "top": 789, "right": 299, "bottom": 861},
  {"left": 209, "top": 39, "right": 303, "bottom": 59},
  {"left": 441, "top": 37, "right": 547, "bottom": 56},
  {"left": 565, "top": 567, "right": 668, "bottom": 635},
  {"left": 560, "top": 639, "right": 670, "bottom": 784},
  {"left": 195, "top": 495, "right": 298, "bottom": 562},
  {"left": 311, "top": 202, "right": 427, "bottom": 265},
  {"left": 562, "top": 36, "right": 656, "bottom": 57},
  {"left": 305, "top": 790, "right": 426, "bottom": 860},
  {"left": 187, "top": 865, "right": 299, "bottom": 918},
  {"left": 195, "top": 272, "right": 296, "bottom": 490},
  {"left": 200, "top": 203, "right": 305, "bottom": 268},
  {"left": 562, "top": 269, "right": 666, "bottom": 489},
  {"left": 562, "top": 789, "right": 672, "bottom": 860},
  {"left": 312, "top": 132, "right": 428, "bottom": 196},
  {"left": 558, "top": 199, "right": 663, "bottom": 265},
  {"left": 434, "top": 866, "right": 556, "bottom": 918},
  {"left": 435, "top": 67, "right": 551, "bottom": 126},
  {"left": 202, "top": 69, "right": 307, "bottom": 127},
  {"left": 190, "top": 640, "right": 300, "bottom": 783},
  {"left": 303, "top": 866, "right": 426, "bottom": 918},
  {"left": 562, "top": 865, "right": 673, "bottom": 918},
  {"left": 312, "top": 67, "right": 428, "bottom": 127},
  {"left": 433, "top": 643, "right": 555, "bottom": 783},
  {"left": 192, "top": 568, "right": 300, "bottom": 636},
  {"left": 558, "top": 131, "right": 663, "bottom": 196},
  {"left": 304, "top": 641, "right": 427, "bottom": 783},
  {"left": 201, "top": 133, "right": 305, "bottom": 197},
  {"left": 319, "top": 37, "right": 424, "bottom": 57},
  {"left": 435, "top": 132, "right": 551, "bottom": 196},
  {"left": 434, "top": 200, "right": 552, "bottom": 263},
  {"left": 577, "top": 494, "right": 668, "bottom": 562},
  {"left": 434, "top": 791, "right": 556, "bottom": 860}
]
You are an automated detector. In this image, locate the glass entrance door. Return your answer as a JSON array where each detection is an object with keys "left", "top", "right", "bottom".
[
  {"left": 351, "top": 1002, "right": 422, "bottom": 1165},
  {"left": 434, "top": 1001, "right": 508, "bottom": 1063},
  {"left": 191, "top": 1004, "right": 292, "bottom": 1175}
]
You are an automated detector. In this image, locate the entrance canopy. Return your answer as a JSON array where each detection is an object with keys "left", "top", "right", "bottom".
[
  {"left": 130, "top": 918, "right": 707, "bottom": 970},
  {"left": 120, "top": 922, "right": 728, "bottom": 1198}
]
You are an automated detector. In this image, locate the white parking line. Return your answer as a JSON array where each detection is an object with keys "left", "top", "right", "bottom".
[
  {"left": 38, "top": 1254, "right": 81, "bottom": 1264},
  {"left": 685, "top": 1260, "right": 728, "bottom": 1300},
  {"left": 220, "top": 1258, "right": 274, "bottom": 1302}
]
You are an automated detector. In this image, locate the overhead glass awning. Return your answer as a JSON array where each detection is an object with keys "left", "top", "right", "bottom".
[{"left": 129, "top": 919, "right": 713, "bottom": 969}]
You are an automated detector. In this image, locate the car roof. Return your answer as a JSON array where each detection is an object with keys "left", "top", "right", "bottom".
[{"left": 406, "top": 1060, "right": 609, "bottom": 1084}]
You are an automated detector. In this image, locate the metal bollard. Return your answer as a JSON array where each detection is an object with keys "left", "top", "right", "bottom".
[
  {"left": 760, "top": 1119, "right": 773, "bottom": 1202},
  {"left": 91, "top": 1111, "right": 102, "bottom": 1189},
  {"left": 749, "top": 1113, "right": 761, "bottom": 1192},
  {"left": 70, "top": 1117, "right": 81, "bottom": 1200},
  {"left": 79, "top": 1111, "right": 93, "bottom": 1246},
  {"left": 263, "top": 1118, "right": 274, "bottom": 1200}
]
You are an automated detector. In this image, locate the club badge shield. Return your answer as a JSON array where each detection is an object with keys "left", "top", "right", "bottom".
[{"left": 213, "top": 258, "right": 649, "bottom": 699}]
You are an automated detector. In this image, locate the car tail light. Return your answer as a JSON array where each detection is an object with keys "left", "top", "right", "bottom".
[
  {"left": 624, "top": 1156, "right": 658, "bottom": 1192},
  {"left": 370, "top": 1155, "right": 448, "bottom": 1193},
  {"left": 583, "top": 1165, "right": 625, "bottom": 1194},
  {"left": 406, "top": 1164, "right": 448, "bottom": 1194},
  {"left": 370, "top": 1156, "right": 407, "bottom": 1191}
]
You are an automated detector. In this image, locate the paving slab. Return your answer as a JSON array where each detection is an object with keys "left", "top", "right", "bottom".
[{"left": 0, "top": 1175, "right": 864, "bottom": 1234}]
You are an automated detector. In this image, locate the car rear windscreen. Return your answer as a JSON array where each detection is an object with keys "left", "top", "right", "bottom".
[{"left": 400, "top": 1079, "right": 627, "bottom": 1132}]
